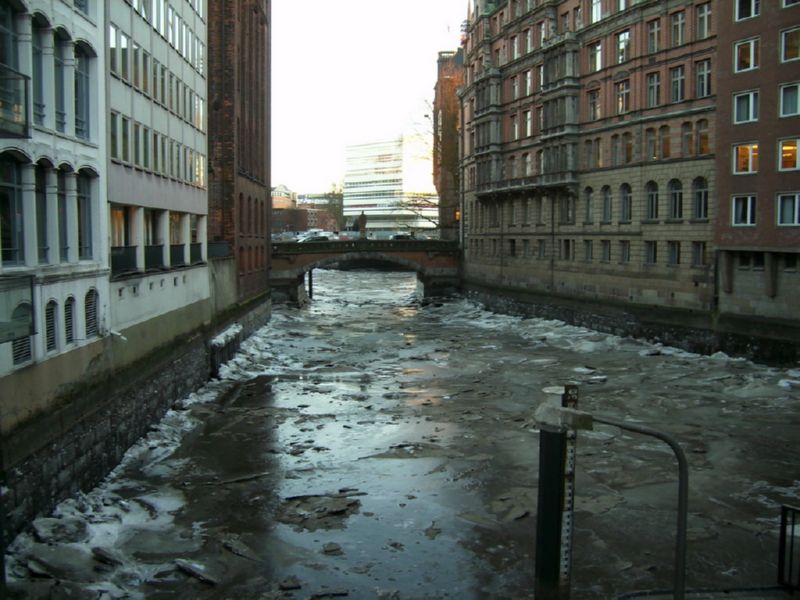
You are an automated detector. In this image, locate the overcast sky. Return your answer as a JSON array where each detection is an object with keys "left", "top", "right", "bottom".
[{"left": 271, "top": 0, "right": 468, "bottom": 194}]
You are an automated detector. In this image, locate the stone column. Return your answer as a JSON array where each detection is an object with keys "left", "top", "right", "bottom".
[
  {"left": 198, "top": 215, "right": 207, "bottom": 261},
  {"left": 65, "top": 172, "right": 78, "bottom": 263},
  {"left": 157, "top": 210, "right": 169, "bottom": 267},
  {"left": 133, "top": 206, "right": 145, "bottom": 270},
  {"left": 181, "top": 212, "right": 190, "bottom": 264},
  {"left": 40, "top": 28, "right": 55, "bottom": 130},
  {"left": 21, "top": 163, "right": 37, "bottom": 267},
  {"left": 60, "top": 40, "right": 75, "bottom": 138},
  {"left": 45, "top": 167, "right": 59, "bottom": 264}
]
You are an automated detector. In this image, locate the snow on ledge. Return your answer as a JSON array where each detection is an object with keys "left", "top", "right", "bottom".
[{"left": 210, "top": 323, "right": 243, "bottom": 348}]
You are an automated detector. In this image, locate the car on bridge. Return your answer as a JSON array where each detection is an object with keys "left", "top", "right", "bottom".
[{"left": 298, "top": 234, "right": 332, "bottom": 243}]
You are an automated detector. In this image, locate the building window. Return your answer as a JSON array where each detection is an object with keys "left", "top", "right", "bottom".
[
  {"left": 668, "top": 180, "right": 683, "bottom": 219},
  {"left": 644, "top": 241, "right": 658, "bottom": 264},
  {"left": 35, "top": 165, "right": 47, "bottom": 263},
  {"left": 647, "top": 19, "right": 660, "bottom": 53},
  {"left": 778, "top": 193, "right": 800, "bottom": 225},
  {"left": 734, "top": 90, "right": 759, "bottom": 123},
  {"left": 667, "top": 241, "right": 681, "bottom": 266},
  {"left": 591, "top": 0, "right": 602, "bottom": 23},
  {"left": 646, "top": 128, "right": 657, "bottom": 160},
  {"left": 54, "top": 39, "right": 66, "bottom": 133},
  {"left": 85, "top": 289, "right": 99, "bottom": 338},
  {"left": 736, "top": 0, "right": 760, "bottom": 20},
  {"left": 121, "top": 117, "right": 131, "bottom": 163},
  {"left": 584, "top": 187, "right": 594, "bottom": 223},
  {"left": 616, "top": 30, "right": 630, "bottom": 63},
  {"left": 671, "top": 11, "right": 685, "bottom": 47},
  {"left": 611, "top": 134, "right": 621, "bottom": 165},
  {"left": 623, "top": 132, "right": 633, "bottom": 163},
  {"left": 524, "top": 110, "right": 532, "bottom": 137},
  {"left": 780, "top": 139, "right": 799, "bottom": 170},
  {"left": 670, "top": 66, "right": 685, "bottom": 102},
  {"left": 511, "top": 114, "right": 519, "bottom": 140},
  {"left": 45, "top": 300, "right": 58, "bottom": 352},
  {"left": 780, "top": 83, "right": 800, "bottom": 117},
  {"left": 616, "top": 80, "right": 630, "bottom": 114},
  {"left": 583, "top": 240, "right": 593, "bottom": 261},
  {"left": 696, "top": 60, "right": 711, "bottom": 98},
  {"left": 692, "top": 242, "right": 707, "bottom": 267},
  {"left": 733, "top": 195, "right": 757, "bottom": 225},
  {"left": 659, "top": 125, "right": 671, "bottom": 159},
  {"left": 682, "top": 122, "right": 693, "bottom": 156},
  {"left": 109, "top": 24, "right": 118, "bottom": 74},
  {"left": 601, "top": 240, "right": 611, "bottom": 262},
  {"left": 602, "top": 186, "right": 612, "bottom": 222},
  {"left": 75, "top": 46, "right": 91, "bottom": 139},
  {"left": 32, "top": 26, "right": 45, "bottom": 126},
  {"left": 588, "top": 89, "right": 600, "bottom": 120},
  {"left": 77, "top": 173, "right": 93, "bottom": 260},
  {"left": 735, "top": 38, "right": 759, "bottom": 72},
  {"left": 646, "top": 72, "right": 661, "bottom": 107},
  {"left": 782, "top": 28, "right": 800, "bottom": 62},
  {"left": 645, "top": 181, "right": 659, "bottom": 220},
  {"left": 588, "top": 41, "right": 602, "bottom": 72},
  {"left": 64, "top": 297, "right": 75, "bottom": 344},
  {"left": 697, "top": 3, "right": 711, "bottom": 39},
  {"left": 11, "top": 304, "right": 32, "bottom": 365},
  {"left": 785, "top": 0, "right": 800, "bottom": 6},
  {"left": 119, "top": 31, "right": 129, "bottom": 81},
  {"left": 525, "top": 70, "right": 532, "bottom": 95},
  {"left": 511, "top": 76, "right": 519, "bottom": 100},
  {"left": 619, "top": 240, "right": 631, "bottom": 263},
  {"left": 733, "top": 143, "right": 759, "bottom": 173},
  {"left": 0, "top": 156, "right": 24, "bottom": 266},
  {"left": 57, "top": 170, "right": 68, "bottom": 261},
  {"left": 620, "top": 183, "right": 632, "bottom": 222},
  {"left": 696, "top": 119, "right": 710, "bottom": 154},
  {"left": 693, "top": 177, "right": 709, "bottom": 219}
]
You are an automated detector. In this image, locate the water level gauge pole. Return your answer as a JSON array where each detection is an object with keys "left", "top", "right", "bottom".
[{"left": 534, "top": 384, "right": 579, "bottom": 600}]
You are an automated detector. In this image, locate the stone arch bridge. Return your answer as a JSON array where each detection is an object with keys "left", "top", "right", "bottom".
[{"left": 270, "top": 239, "right": 461, "bottom": 304}]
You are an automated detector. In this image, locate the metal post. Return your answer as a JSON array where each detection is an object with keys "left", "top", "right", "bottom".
[
  {"left": 535, "top": 384, "right": 579, "bottom": 600},
  {"left": 308, "top": 269, "right": 313, "bottom": 299},
  {"left": 593, "top": 415, "right": 688, "bottom": 600}
]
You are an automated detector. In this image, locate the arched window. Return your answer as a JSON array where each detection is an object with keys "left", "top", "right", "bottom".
[
  {"left": 1, "top": 155, "right": 24, "bottom": 265},
  {"left": 11, "top": 303, "right": 32, "bottom": 365},
  {"left": 645, "top": 181, "right": 659, "bottom": 220},
  {"left": 45, "top": 300, "right": 58, "bottom": 352},
  {"left": 602, "top": 186, "right": 612, "bottom": 222},
  {"left": 696, "top": 119, "right": 710, "bottom": 155},
  {"left": 692, "top": 177, "right": 709, "bottom": 220},
  {"left": 64, "top": 297, "right": 75, "bottom": 344},
  {"left": 668, "top": 179, "right": 683, "bottom": 219},
  {"left": 84, "top": 289, "right": 98, "bottom": 338},
  {"left": 74, "top": 45, "right": 91, "bottom": 139},
  {"left": 77, "top": 171, "right": 93, "bottom": 259},
  {"left": 645, "top": 128, "right": 657, "bottom": 160},
  {"left": 681, "top": 122, "right": 693, "bottom": 157},
  {"left": 620, "top": 183, "right": 632, "bottom": 222}
]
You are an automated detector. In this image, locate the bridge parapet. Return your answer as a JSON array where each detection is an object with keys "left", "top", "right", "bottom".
[{"left": 272, "top": 239, "right": 460, "bottom": 255}]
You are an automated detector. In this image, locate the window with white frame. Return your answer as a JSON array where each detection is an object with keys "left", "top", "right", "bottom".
[
  {"left": 524, "top": 111, "right": 532, "bottom": 137},
  {"left": 696, "top": 60, "right": 711, "bottom": 97},
  {"left": 616, "top": 80, "right": 630, "bottom": 113},
  {"left": 736, "top": 0, "right": 760, "bottom": 21},
  {"left": 780, "top": 83, "right": 800, "bottom": 117},
  {"left": 588, "top": 89, "right": 600, "bottom": 120},
  {"left": 671, "top": 11, "right": 685, "bottom": 47},
  {"left": 525, "top": 70, "right": 532, "bottom": 95},
  {"left": 511, "top": 76, "right": 519, "bottom": 99},
  {"left": 645, "top": 181, "right": 659, "bottom": 220},
  {"left": 697, "top": 3, "right": 711, "bottom": 39},
  {"left": 647, "top": 72, "right": 661, "bottom": 107},
  {"left": 647, "top": 19, "right": 660, "bottom": 53},
  {"left": 734, "top": 90, "right": 759, "bottom": 123},
  {"left": 45, "top": 300, "right": 58, "bottom": 353},
  {"left": 591, "top": 0, "right": 602, "bottom": 23},
  {"left": 732, "top": 195, "right": 757, "bottom": 225},
  {"left": 778, "top": 192, "right": 800, "bottom": 225},
  {"left": 617, "top": 30, "right": 630, "bottom": 63},
  {"left": 733, "top": 143, "right": 759, "bottom": 173},
  {"left": 0, "top": 156, "right": 24, "bottom": 266},
  {"left": 785, "top": 0, "right": 800, "bottom": 6},
  {"left": 588, "top": 41, "right": 601, "bottom": 72},
  {"left": 734, "top": 38, "right": 759, "bottom": 72},
  {"left": 668, "top": 179, "right": 683, "bottom": 219},
  {"left": 779, "top": 139, "right": 799, "bottom": 170},
  {"left": 782, "top": 27, "right": 800, "bottom": 62},
  {"left": 670, "top": 66, "right": 685, "bottom": 102}
]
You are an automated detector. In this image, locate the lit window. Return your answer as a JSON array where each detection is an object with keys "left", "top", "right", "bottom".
[
  {"left": 782, "top": 28, "right": 800, "bottom": 62},
  {"left": 734, "top": 38, "right": 759, "bottom": 72},
  {"left": 616, "top": 30, "right": 630, "bottom": 63},
  {"left": 732, "top": 195, "right": 757, "bottom": 225},
  {"left": 616, "top": 80, "right": 630, "bottom": 114},
  {"left": 780, "top": 83, "right": 800, "bottom": 117},
  {"left": 588, "top": 90, "right": 600, "bottom": 120},
  {"left": 734, "top": 90, "right": 759, "bottom": 123},
  {"left": 778, "top": 193, "right": 800, "bottom": 225},
  {"left": 733, "top": 143, "right": 759, "bottom": 173},
  {"left": 735, "top": 0, "right": 760, "bottom": 21},
  {"left": 779, "top": 139, "right": 799, "bottom": 170}
]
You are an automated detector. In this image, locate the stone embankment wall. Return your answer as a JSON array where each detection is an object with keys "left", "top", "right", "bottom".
[
  {"left": 463, "top": 282, "right": 799, "bottom": 365},
  {"left": 2, "top": 296, "right": 271, "bottom": 543}
]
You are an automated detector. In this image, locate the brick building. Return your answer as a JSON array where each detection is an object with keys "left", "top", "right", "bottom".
[
  {"left": 461, "top": 0, "right": 718, "bottom": 317},
  {"left": 433, "top": 49, "right": 465, "bottom": 241},
  {"left": 714, "top": 0, "right": 800, "bottom": 324},
  {"left": 208, "top": 0, "right": 271, "bottom": 301}
]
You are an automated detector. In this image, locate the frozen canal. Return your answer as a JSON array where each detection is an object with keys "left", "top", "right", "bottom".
[{"left": 7, "top": 269, "right": 800, "bottom": 599}]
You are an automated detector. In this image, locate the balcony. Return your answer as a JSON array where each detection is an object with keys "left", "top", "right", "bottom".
[
  {"left": 111, "top": 246, "right": 137, "bottom": 275},
  {"left": 0, "top": 64, "right": 30, "bottom": 138},
  {"left": 145, "top": 245, "right": 164, "bottom": 270},
  {"left": 170, "top": 244, "right": 185, "bottom": 267}
]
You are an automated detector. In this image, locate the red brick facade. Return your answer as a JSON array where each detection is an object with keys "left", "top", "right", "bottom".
[{"left": 208, "top": 0, "right": 271, "bottom": 301}]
